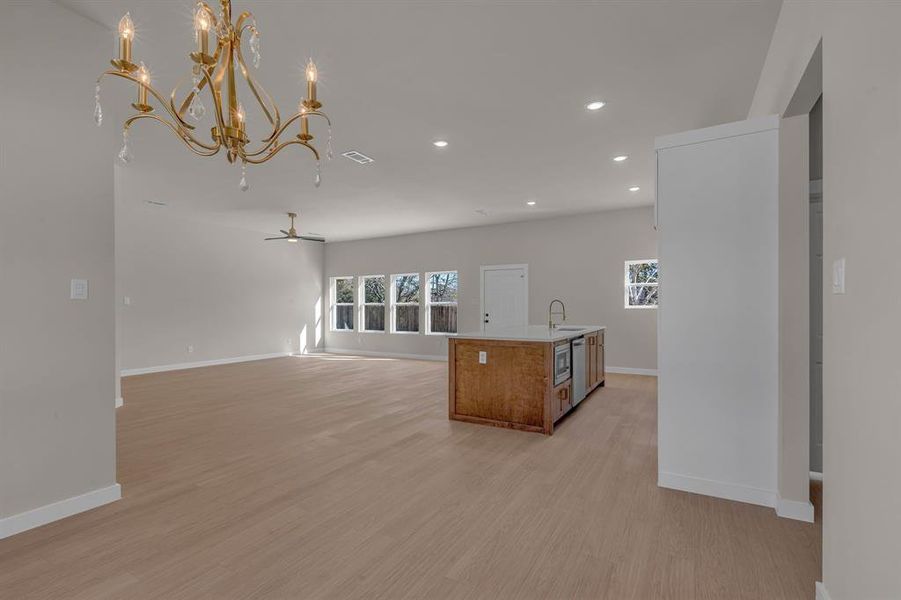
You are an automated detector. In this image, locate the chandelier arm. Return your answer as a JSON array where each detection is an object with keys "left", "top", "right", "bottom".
[
  {"left": 240, "top": 139, "right": 319, "bottom": 165},
  {"left": 260, "top": 110, "right": 331, "bottom": 148},
  {"left": 101, "top": 69, "right": 221, "bottom": 151},
  {"left": 124, "top": 113, "right": 221, "bottom": 157},
  {"left": 234, "top": 11, "right": 252, "bottom": 33},
  {"left": 233, "top": 30, "right": 280, "bottom": 137}
]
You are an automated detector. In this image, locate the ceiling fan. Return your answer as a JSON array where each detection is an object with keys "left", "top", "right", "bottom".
[{"left": 265, "top": 213, "right": 324, "bottom": 243}]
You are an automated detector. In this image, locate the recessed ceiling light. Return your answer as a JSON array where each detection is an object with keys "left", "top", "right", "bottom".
[
  {"left": 629, "top": 186, "right": 640, "bottom": 192},
  {"left": 586, "top": 101, "right": 606, "bottom": 111},
  {"left": 526, "top": 201, "right": 536, "bottom": 206},
  {"left": 613, "top": 155, "right": 628, "bottom": 162},
  {"left": 433, "top": 140, "right": 448, "bottom": 148}
]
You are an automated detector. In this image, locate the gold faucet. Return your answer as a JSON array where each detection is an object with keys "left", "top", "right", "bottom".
[{"left": 548, "top": 299, "right": 566, "bottom": 329}]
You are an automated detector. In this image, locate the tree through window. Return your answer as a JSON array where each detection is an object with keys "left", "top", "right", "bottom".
[{"left": 625, "top": 260, "right": 658, "bottom": 308}]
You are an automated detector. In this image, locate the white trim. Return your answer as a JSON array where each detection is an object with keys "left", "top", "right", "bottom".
[
  {"left": 810, "top": 471, "right": 823, "bottom": 482},
  {"left": 658, "top": 471, "right": 776, "bottom": 509},
  {"left": 606, "top": 366, "right": 658, "bottom": 376},
  {"left": 323, "top": 348, "right": 445, "bottom": 362},
  {"left": 655, "top": 115, "right": 780, "bottom": 150},
  {"left": 121, "top": 352, "right": 291, "bottom": 376},
  {"left": 815, "top": 582, "right": 831, "bottom": 600},
  {"left": 115, "top": 397, "right": 123, "bottom": 408},
  {"left": 0, "top": 483, "right": 121, "bottom": 540},
  {"left": 776, "top": 496, "right": 815, "bottom": 523},
  {"left": 479, "top": 264, "right": 529, "bottom": 333}
]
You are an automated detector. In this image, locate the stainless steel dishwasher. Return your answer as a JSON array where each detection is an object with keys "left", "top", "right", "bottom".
[{"left": 571, "top": 337, "right": 587, "bottom": 407}]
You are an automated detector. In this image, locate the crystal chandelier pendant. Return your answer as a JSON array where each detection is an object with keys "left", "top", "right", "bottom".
[
  {"left": 239, "top": 163, "right": 249, "bottom": 192},
  {"left": 249, "top": 29, "right": 261, "bottom": 68},
  {"left": 326, "top": 127, "right": 334, "bottom": 161},
  {"left": 313, "top": 162, "right": 321, "bottom": 188},
  {"left": 93, "top": 83, "right": 103, "bottom": 126},
  {"left": 118, "top": 130, "right": 133, "bottom": 165},
  {"left": 188, "top": 76, "right": 206, "bottom": 121}
]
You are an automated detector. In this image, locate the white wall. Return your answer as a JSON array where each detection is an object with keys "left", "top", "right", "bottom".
[
  {"left": 751, "top": 3, "right": 901, "bottom": 598},
  {"left": 656, "top": 118, "right": 780, "bottom": 509},
  {"left": 324, "top": 208, "right": 658, "bottom": 371},
  {"left": 0, "top": 2, "right": 118, "bottom": 532},
  {"left": 116, "top": 183, "right": 324, "bottom": 373}
]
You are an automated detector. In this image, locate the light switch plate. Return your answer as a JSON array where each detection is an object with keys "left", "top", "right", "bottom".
[
  {"left": 70, "top": 279, "right": 88, "bottom": 300},
  {"left": 478, "top": 351, "right": 487, "bottom": 364},
  {"left": 832, "top": 258, "right": 846, "bottom": 294}
]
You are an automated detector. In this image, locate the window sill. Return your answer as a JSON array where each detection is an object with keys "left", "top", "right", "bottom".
[
  {"left": 360, "top": 329, "right": 386, "bottom": 334},
  {"left": 391, "top": 330, "right": 421, "bottom": 335},
  {"left": 425, "top": 332, "right": 456, "bottom": 337},
  {"left": 624, "top": 305, "right": 658, "bottom": 310}
]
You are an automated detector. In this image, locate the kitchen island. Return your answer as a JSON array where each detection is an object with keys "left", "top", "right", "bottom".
[{"left": 448, "top": 326, "right": 605, "bottom": 435}]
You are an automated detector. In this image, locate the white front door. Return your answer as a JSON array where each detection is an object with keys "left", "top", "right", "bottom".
[{"left": 481, "top": 265, "right": 528, "bottom": 333}]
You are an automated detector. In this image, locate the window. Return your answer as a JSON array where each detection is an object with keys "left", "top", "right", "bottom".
[
  {"left": 625, "top": 260, "right": 658, "bottom": 308},
  {"left": 331, "top": 276, "right": 354, "bottom": 330},
  {"left": 391, "top": 273, "right": 420, "bottom": 333},
  {"left": 426, "top": 271, "right": 458, "bottom": 334},
  {"left": 360, "top": 275, "right": 386, "bottom": 332}
]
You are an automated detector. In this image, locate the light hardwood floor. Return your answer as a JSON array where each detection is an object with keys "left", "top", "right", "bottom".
[{"left": 0, "top": 355, "right": 821, "bottom": 599}]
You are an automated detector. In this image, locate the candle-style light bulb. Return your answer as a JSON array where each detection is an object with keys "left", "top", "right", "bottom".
[
  {"left": 298, "top": 101, "right": 310, "bottom": 139},
  {"left": 136, "top": 62, "right": 149, "bottom": 106},
  {"left": 118, "top": 12, "right": 134, "bottom": 41},
  {"left": 305, "top": 59, "right": 318, "bottom": 105},
  {"left": 116, "top": 12, "right": 135, "bottom": 66},
  {"left": 193, "top": 7, "right": 210, "bottom": 55},
  {"left": 235, "top": 102, "right": 246, "bottom": 131}
]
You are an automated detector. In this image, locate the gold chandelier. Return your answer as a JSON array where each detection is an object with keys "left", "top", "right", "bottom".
[{"left": 94, "top": 0, "right": 332, "bottom": 190}]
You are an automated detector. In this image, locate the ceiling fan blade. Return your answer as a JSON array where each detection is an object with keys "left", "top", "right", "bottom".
[
  {"left": 264, "top": 236, "right": 289, "bottom": 241},
  {"left": 299, "top": 235, "right": 326, "bottom": 243},
  {"left": 280, "top": 230, "right": 290, "bottom": 235}
]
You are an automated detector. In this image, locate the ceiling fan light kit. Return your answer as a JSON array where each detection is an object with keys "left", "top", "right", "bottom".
[{"left": 95, "top": 0, "right": 333, "bottom": 191}]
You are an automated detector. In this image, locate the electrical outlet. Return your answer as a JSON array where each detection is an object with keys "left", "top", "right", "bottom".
[
  {"left": 70, "top": 279, "right": 88, "bottom": 300},
  {"left": 187, "top": 344, "right": 194, "bottom": 354},
  {"left": 832, "top": 258, "right": 846, "bottom": 294},
  {"left": 123, "top": 296, "right": 131, "bottom": 306},
  {"left": 479, "top": 351, "right": 487, "bottom": 364}
]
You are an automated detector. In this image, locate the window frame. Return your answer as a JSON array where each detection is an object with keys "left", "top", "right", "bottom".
[
  {"left": 624, "top": 259, "right": 659, "bottom": 310},
  {"left": 359, "top": 275, "right": 387, "bottom": 334},
  {"left": 390, "top": 272, "right": 422, "bottom": 334},
  {"left": 330, "top": 275, "right": 356, "bottom": 331},
  {"left": 425, "top": 270, "right": 459, "bottom": 336}
]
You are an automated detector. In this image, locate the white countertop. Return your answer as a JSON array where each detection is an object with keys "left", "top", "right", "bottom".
[{"left": 453, "top": 325, "right": 605, "bottom": 343}]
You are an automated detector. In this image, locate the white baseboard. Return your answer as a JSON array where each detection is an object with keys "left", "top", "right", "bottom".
[
  {"left": 324, "top": 348, "right": 446, "bottom": 362},
  {"left": 815, "top": 581, "right": 831, "bottom": 600},
  {"left": 658, "top": 471, "right": 776, "bottom": 509},
  {"left": 121, "top": 352, "right": 293, "bottom": 376},
  {"left": 115, "top": 397, "right": 123, "bottom": 408},
  {"left": 810, "top": 471, "right": 823, "bottom": 482},
  {"left": 0, "top": 483, "right": 121, "bottom": 540},
  {"left": 776, "top": 495, "right": 815, "bottom": 523},
  {"left": 606, "top": 366, "right": 658, "bottom": 376}
]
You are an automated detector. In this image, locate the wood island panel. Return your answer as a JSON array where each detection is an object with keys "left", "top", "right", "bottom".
[{"left": 450, "top": 339, "right": 549, "bottom": 432}]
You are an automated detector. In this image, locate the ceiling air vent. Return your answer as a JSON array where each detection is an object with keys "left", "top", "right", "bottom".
[{"left": 342, "top": 150, "right": 374, "bottom": 165}]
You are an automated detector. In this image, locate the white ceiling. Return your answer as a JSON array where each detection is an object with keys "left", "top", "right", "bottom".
[{"left": 63, "top": 0, "right": 782, "bottom": 242}]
